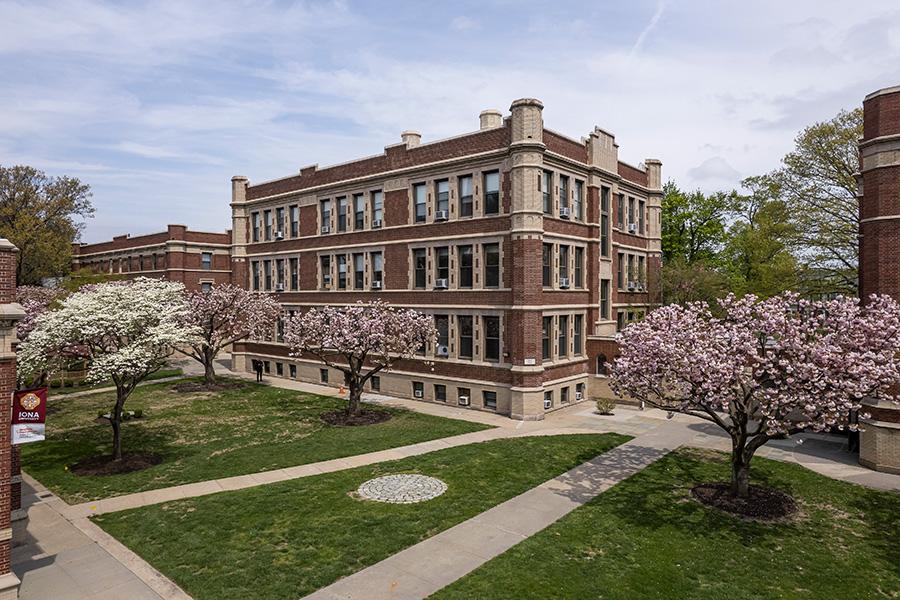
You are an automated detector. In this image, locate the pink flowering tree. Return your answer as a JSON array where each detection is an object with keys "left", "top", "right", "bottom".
[
  {"left": 284, "top": 301, "right": 437, "bottom": 416},
  {"left": 18, "top": 278, "right": 200, "bottom": 461},
  {"left": 15, "top": 285, "right": 66, "bottom": 342},
  {"left": 610, "top": 293, "right": 900, "bottom": 498},
  {"left": 177, "top": 284, "right": 282, "bottom": 384}
]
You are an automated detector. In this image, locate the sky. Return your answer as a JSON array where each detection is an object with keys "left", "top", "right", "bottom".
[{"left": 1, "top": 0, "right": 899, "bottom": 243}]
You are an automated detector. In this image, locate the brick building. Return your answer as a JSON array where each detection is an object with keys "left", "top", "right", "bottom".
[
  {"left": 71, "top": 224, "right": 232, "bottom": 292},
  {"left": 858, "top": 85, "right": 900, "bottom": 473},
  {"left": 231, "top": 98, "right": 662, "bottom": 420}
]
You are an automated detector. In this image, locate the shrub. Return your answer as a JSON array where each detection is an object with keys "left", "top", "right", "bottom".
[{"left": 595, "top": 398, "right": 616, "bottom": 415}]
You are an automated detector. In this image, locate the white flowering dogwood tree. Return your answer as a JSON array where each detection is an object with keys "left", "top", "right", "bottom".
[
  {"left": 284, "top": 301, "right": 437, "bottom": 416},
  {"left": 610, "top": 293, "right": 900, "bottom": 498},
  {"left": 18, "top": 278, "right": 199, "bottom": 460},
  {"left": 177, "top": 284, "right": 282, "bottom": 384}
]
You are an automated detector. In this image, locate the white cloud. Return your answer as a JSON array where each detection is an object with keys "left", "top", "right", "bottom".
[{"left": 450, "top": 16, "right": 480, "bottom": 31}]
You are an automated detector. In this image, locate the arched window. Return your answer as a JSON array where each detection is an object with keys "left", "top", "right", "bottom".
[{"left": 596, "top": 354, "right": 608, "bottom": 376}]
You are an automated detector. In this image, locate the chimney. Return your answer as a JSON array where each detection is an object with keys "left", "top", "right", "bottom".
[
  {"left": 231, "top": 175, "right": 249, "bottom": 204},
  {"left": 401, "top": 130, "right": 421, "bottom": 148},
  {"left": 509, "top": 98, "right": 544, "bottom": 144},
  {"left": 479, "top": 109, "right": 502, "bottom": 130}
]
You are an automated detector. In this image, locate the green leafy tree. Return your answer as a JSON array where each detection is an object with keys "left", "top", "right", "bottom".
[
  {"left": 0, "top": 165, "right": 94, "bottom": 285},
  {"left": 661, "top": 181, "right": 731, "bottom": 264},
  {"left": 768, "top": 108, "right": 861, "bottom": 295}
]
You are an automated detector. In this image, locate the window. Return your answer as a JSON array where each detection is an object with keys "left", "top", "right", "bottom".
[
  {"left": 558, "top": 245, "right": 569, "bottom": 282},
  {"left": 412, "top": 381, "right": 424, "bottom": 398},
  {"left": 290, "top": 205, "right": 299, "bottom": 237},
  {"left": 320, "top": 255, "right": 332, "bottom": 288},
  {"left": 435, "top": 180, "right": 449, "bottom": 215},
  {"left": 561, "top": 386, "right": 570, "bottom": 403},
  {"left": 458, "top": 245, "right": 473, "bottom": 288},
  {"left": 435, "top": 315, "right": 449, "bottom": 350},
  {"left": 200, "top": 282, "right": 212, "bottom": 293},
  {"left": 353, "top": 253, "right": 365, "bottom": 289},
  {"left": 354, "top": 193, "right": 365, "bottom": 229},
  {"left": 458, "top": 387, "right": 471, "bottom": 405},
  {"left": 484, "top": 316, "right": 500, "bottom": 361},
  {"left": 638, "top": 255, "right": 646, "bottom": 288},
  {"left": 617, "top": 252, "right": 625, "bottom": 289},
  {"left": 558, "top": 315, "right": 569, "bottom": 358},
  {"left": 601, "top": 186, "right": 610, "bottom": 257},
  {"left": 276, "top": 207, "right": 285, "bottom": 236},
  {"left": 616, "top": 311, "right": 625, "bottom": 332},
  {"left": 289, "top": 364, "right": 297, "bottom": 378},
  {"left": 574, "top": 247, "right": 584, "bottom": 288},
  {"left": 263, "top": 259, "right": 272, "bottom": 290},
  {"left": 559, "top": 175, "right": 569, "bottom": 210},
  {"left": 252, "top": 261, "right": 260, "bottom": 290},
  {"left": 458, "top": 315, "right": 473, "bottom": 359},
  {"left": 371, "top": 190, "right": 383, "bottom": 225},
  {"left": 484, "top": 171, "right": 500, "bottom": 215},
  {"left": 544, "top": 390, "right": 553, "bottom": 410},
  {"left": 628, "top": 197, "right": 635, "bottom": 229},
  {"left": 252, "top": 212, "right": 260, "bottom": 242},
  {"left": 542, "top": 316, "right": 552, "bottom": 361},
  {"left": 576, "top": 382, "right": 585, "bottom": 399},
  {"left": 320, "top": 199, "right": 332, "bottom": 232},
  {"left": 482, "top": 390, "right": 497, "bottom": 410},
  {"left": 574, "top": 180, "right": 584, "bottom": 220},
  {"left": 616, "top": 194, "right": 624, "bottom": 229},
  {"left": 435, "top": 247, "right": 449, "bottom": 282},
  {"left": 574, "top": 314, "right": 583, "bottom": 355},
  {"left": 202, "top": 252, "right": 212, "bottom": 270},
  {"left": 542, "top": 243, "right": 553, "bottom": 287},
  {"left": 276, "top": 258, "right": 285, "bottom": 288},
  {"left": 459, "top": 175, "right": 473, "bottom": 217},
  {"left": 413, "top": 183, "right": 427, "bottom": 223},
  {"left": 263, "top": 361, "right": 270, "bottom": 373},
  {"left": 542, "top": 170, "right": 552, "bottom": 214},
  {"left": 370, "top": 375, "right": 380, "bottom": 391},
  {"left": 264, "top": 209, "right": 272, "bottom": 240},
  {"left": 337, "top": 197, "right": 348, "bottom": 232},
  {"left": 139, "top": 255, "right": 144, "bottom": 271},
  {"left": 290, "top": 257, "right": 299, "bottom": 290},
  {"left": 435, "top": 384, "right": 447, "bottom": 402},
  {"left": 601, "top": 279, "right": 611, "bottom": 319},
  {"left": 628, "top": 255, "right": 636, "bottom": 287},
  {"left": 276, "top": 362, "right": 284, "bottom": 376},
  {"left": 337, "top": 254, "right": 347, "bottom": 289},
  {"left": 483, "top": 243, "right": 500, "bottom": 288},
  {"left": 597, "top": 354, "right": 609, "bottom": 375},
  {"left": 639, "top": 199, "right": 646, "bottom": 234},
  {"left": 320, "top": 368, "right": 328, "bottom": 383},
  {"left": 413, "top": 249, "right": 427, "bottom": 288},
  {"left": 371, "top": 251, "right": 383, "bottom": 287}
]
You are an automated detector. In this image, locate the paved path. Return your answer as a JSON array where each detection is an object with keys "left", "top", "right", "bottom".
[
  {"left": 53, "top": 375, "right": 188, "bottom": 399},
  {"left": 304, "top": 424, "right": 694, "bottom": 600}
]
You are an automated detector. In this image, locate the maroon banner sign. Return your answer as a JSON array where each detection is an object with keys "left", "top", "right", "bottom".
[{"left": 12, "top": 387, "right": 47, "bottom": 445}]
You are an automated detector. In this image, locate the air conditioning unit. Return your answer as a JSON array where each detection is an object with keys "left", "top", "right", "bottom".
[
  {"left": 372, "top": 219, "right": 383, "bottom": 229},
  {"left": 436, "top": 345, "right": 449, "bottom": 357},
  {"left": 435, "top": 209, "right": 449, "bottom": 221},
  {"left": 544, "top": 398, "right": 552, "bottom": 409},
  {"left": 559, "top": 206, "right": 571, "bottom": 219},
  {"left": 434, "top": 278, "right": 449, "bottom": 290},
  {"left": 628, "top": 222, "right": 637, "bottom": 233},
  {"left": 414, "top": 389, "right": 423, "bottom": 398},
  {"left": 559, "top": 277, "right": 570, "bottom": 289},
  {"left": 323, "top": 275, "right": 332, "bottom": 286},
  {"left": 627, "top": 281, "right": 636, "bottom": 291},
  {"left": 372, "top": 280, "right": 383, "bottom": 290},
  {"left": 575, "top": 391, "right": 584, "bottom": 401},
  {"left": 275, "top": 231, "right": 284, "bottom": 240},
  {"left": 458, "top": 395, "right": 470, "bottom": 406},
  {"left": 275, "top": 283, "right": 285, "bottom": 292},
  {"left": 321, "top": 225, "right": 331, "bottom": 234}
]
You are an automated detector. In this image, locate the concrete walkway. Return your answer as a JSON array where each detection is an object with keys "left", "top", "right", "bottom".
[
  {"left": 54, "top": 375, "right": 187, "bottom": 399},
  {"left": 304, "top": 424, "right": 694, "bottom": 600}
]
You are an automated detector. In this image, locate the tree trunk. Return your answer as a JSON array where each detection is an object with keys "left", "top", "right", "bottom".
[
  {"left": 346, "top": 372, "right": 362, "bottom": 416},
  {"left": 201, "top": 346, "right": 217, "bottom": 385},
  {"left": 731, "top": 453, "right": 750, "bottom": 498},
  {"left": 111, "top": 389, "right": 126, "bottom": 461}
]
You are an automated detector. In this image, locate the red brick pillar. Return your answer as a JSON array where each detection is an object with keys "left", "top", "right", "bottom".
[
  {"left": 858, "top": 85, "right": 900, "bottom": 474},
  {"left": 0, "top": 238, "right": 22, "bottom": 598}
]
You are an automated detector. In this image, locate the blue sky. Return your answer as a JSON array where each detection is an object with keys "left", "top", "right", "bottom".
[{"left": 2, "top": 0, "right": 899, "bottom": 242}]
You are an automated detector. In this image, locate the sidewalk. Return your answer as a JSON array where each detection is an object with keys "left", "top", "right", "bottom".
[{"left": 304, "top": 424, "right": 695, "bottom": 600}]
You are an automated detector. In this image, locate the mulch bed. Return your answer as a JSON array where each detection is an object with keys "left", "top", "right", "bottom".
[
  {"left": 172, "top": 380, "right": 246, "bottom": 393},
  {"left": 691, "top": 483, "right": 798, "bottom": 520},
  {"left": 320, "top": 409, "right": 392, "bottom": 427},
  {"left": 69, "top": 452, "right": 163, "bottom": 477}
]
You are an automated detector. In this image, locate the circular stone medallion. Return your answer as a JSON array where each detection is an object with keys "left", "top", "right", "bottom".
[{"left": 357, "top": 474, "right": 447, "bottom": 504}]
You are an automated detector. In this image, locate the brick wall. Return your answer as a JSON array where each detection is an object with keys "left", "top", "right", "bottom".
[{"left": 0, "top": 241, "right": 19, "bottom": 595}]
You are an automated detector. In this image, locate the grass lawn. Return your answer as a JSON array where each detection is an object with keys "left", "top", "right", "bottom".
[
  {"left": 432, "top": 448, "right": 900, "bottom": 600},
  {"left": 48, "top": 367, "right": 184, "bottom": 395},
  {"left": 22, "top": 377, "right": 491, "bottom": 503},
  {"left": 93, "top": 434, "right": 629, "bottom": 600}
]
